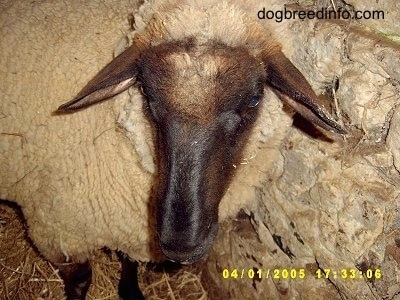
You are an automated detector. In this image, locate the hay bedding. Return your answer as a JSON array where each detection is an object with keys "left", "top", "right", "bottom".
[{"left": 0, "top": 204, "right": 208, "bottom": 300}]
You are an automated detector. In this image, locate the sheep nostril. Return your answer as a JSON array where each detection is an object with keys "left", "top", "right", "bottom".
[{"left": 159, "top": 222, "right": 219, "bottom": 263}]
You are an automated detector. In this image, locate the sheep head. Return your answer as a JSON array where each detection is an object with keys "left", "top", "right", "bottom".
[{"left": 59, "top": 26, "right": 345, "bottom": 264}]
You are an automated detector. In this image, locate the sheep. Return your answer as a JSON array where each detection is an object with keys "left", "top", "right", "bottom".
[{"left": 0, "top": 0, "right": 346, "bottom": 299}]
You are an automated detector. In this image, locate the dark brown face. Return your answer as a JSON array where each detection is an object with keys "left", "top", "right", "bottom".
[{"left": 137, "top": 40, "right": 266, "bottom": 263}]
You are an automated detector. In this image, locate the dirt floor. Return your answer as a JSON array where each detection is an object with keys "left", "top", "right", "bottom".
[{"left": 0, "top": 203, "right": 208, "bottom": 300}]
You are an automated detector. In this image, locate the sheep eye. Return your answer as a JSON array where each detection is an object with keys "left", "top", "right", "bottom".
[
  {"left": 139, "top": 85, "right": 147, "bottom": 96},
  {"left": 248, "top": 95, "right": 260, "bottom": 108}
]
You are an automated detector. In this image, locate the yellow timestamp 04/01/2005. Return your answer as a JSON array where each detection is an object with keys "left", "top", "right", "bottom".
[
  {"left": 222, "top": 268, "right": 306, "bottom": 280},
  {"left": 221, "top": 268, "right": 382, "bottom": 280}
]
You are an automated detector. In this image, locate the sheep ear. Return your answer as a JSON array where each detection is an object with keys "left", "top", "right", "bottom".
[
  {"left": 264, "top": 51, "right": 346, "bottom": 134},
  {"left": 58, "top": 45, "right": 141, "bottom": 112}
]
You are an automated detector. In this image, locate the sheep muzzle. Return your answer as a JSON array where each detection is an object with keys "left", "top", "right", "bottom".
[{"left": 155, "top": 118, "right": 235, "bottom": 263}]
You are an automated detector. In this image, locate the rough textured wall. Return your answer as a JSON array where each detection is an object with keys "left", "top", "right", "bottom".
[{"left": 203, "top": 1, "right": 400, "bottom": 299}]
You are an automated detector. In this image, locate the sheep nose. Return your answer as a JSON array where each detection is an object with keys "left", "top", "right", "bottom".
[
  {"left": 159, "top": 222, "right": 219, "bottom": 264},
  {"left": 159, "top": 236, "right": 206, "bottom": 264},
  {"left": 161, "top": 246, "right": 203, "bottom": 264}
]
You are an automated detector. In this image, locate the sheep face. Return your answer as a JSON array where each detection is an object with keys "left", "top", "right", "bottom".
[
  {"left": 58, "top": 33, "right": 345, "bottom": 265},
  {"left": 137, "top": 41, "right": 265, "bottom": 263}
]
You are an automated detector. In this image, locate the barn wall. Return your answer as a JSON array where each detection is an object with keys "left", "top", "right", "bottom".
[{"left": 204, "top": 1, "right": 400, "bottom": 299}]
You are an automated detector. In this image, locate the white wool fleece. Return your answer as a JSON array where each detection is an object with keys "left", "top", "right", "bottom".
[{"left": 1, "top": 0, "right": 294, "bottom": 264}]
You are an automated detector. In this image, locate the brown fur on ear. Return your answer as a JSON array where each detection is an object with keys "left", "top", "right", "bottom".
[
  {"left": 58, "top": 45, "right": 142, "bottom": 112},
  {"left": 264, "top": 51, "right": 346, "bottom": 134},
  {"left": 56, "top": 18, "right": 165, "bottom": 113}
]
